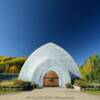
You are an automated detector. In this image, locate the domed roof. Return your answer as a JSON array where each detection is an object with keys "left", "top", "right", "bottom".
[{"left": 30, "top": 42, "right": 72, "bottom": 60}]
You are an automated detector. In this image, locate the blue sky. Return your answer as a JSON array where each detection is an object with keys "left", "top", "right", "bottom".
[{"left": 0, "top": 0, "right": 100, "bottom": 64}]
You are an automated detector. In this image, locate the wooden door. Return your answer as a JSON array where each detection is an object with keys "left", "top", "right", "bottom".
[{"left": 43, "top": 71, "right": 59, "bottom": 87}]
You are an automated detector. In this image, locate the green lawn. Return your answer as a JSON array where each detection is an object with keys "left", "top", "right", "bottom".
[
  {"left": 83, "top": 90, "right": 100, "bottom": 95},
  {"left": 0, "top": 90, "right": 20, "bottom": 95}
]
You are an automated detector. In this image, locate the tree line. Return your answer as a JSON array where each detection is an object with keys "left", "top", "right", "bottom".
[{"left": 0, "top": 56, "right": 27, "bottom": 73}]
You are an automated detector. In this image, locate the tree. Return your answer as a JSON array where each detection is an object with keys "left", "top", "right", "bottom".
[
  {"left": 80, "top": 54, "right": 100, "bottom": 83},
  {"left": 8, "top": 66, "right": 19, "bottom": 73}
]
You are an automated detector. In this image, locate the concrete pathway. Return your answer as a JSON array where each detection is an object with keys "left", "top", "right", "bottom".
[{"left": 0, "top": 88, "right": 100, "bottom": 100}]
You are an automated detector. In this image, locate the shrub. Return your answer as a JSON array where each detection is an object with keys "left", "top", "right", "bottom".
[
  {"left": 14, "top": 80, "right": 33, "bottom": 91},
  {"left": 65, "top": 83, "right": 73, "bottom": 88},
  {"left": 0, "top": 80, "right": 34, "bottom": 91},
  {"left": 0, "top": 80, "right": 16, "bottom": 87},
  {"left": 74, "top": 79, "right": 89, "bottom": 87},
  {"left": 32, "top": 83, "right": 38, "bottom": 89},
  {"left": 9, "top": 66, "right": 19, "bottom": 73}
]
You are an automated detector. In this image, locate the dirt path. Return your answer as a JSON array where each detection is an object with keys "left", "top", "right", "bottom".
[{"left": 0, "top": 88, "right": 100, "bottom": 100}]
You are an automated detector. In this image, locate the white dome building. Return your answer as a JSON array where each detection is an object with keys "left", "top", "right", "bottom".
[{"left": 18, "top": 42, "right": 80, "bottom": 87}]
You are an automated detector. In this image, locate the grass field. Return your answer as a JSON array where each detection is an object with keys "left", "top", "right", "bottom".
[
  {"left": 0, "top": 90, "right": 20, "bottom": 95},
  {"left": 83, "top": 90, "right": 100, "bottom": 95}
]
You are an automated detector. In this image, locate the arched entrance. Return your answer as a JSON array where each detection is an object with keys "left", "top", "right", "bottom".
[{"left": 43, "top": 70, "right": 59, "bottom": 87}]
